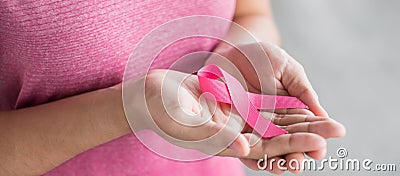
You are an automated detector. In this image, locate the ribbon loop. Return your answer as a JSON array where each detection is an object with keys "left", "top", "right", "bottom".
[{"left": 197, "top": 65, "right": 308, "bottom": 138}]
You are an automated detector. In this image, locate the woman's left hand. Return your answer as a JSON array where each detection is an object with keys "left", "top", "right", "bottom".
[{"left": 207, "top": 42, "right": 346, "bottom": 173}]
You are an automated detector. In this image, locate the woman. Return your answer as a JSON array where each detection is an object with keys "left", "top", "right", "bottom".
[{"left": 0, "top": 0, "right": 345, "bottom": 175}]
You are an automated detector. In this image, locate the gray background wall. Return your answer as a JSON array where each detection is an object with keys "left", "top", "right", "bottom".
[{"left": 245, "top": 0, "right": 400, "bottom": 175}]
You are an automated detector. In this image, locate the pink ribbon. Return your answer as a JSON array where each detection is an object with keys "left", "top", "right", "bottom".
[{"left": 197, "top": 65, "right": 308, "bottom": 138}]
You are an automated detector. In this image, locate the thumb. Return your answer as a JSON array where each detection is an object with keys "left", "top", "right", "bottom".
[
  {"left": 228, "top": 133, "right": 250, "bottom": 156},
  {"left": 263, "top": 43, "right": 329, "bottom": 117},
  {"left": 282, "top": 59, "right": 329, "bottom": 117}
]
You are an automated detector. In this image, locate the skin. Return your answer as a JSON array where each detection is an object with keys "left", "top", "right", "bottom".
[
  {"left": 0, "top": 0, "right": 345, "bottom": 175},
  {"left": 206, "top": 43, "right": 346, "bottom": 173},
  {"left": 208, "top": 0, "right": 345, "bottom": 173},
  {"left": 131, "top": 69, "right": 345, "bottom": 174}
]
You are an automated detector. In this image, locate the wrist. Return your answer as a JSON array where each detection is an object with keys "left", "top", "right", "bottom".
[
  {"left": 121, "top": 77, "right": 152, "bottom": 132},
  {"left": 93, "top": 83, "right": 132, "bottom": 136}
]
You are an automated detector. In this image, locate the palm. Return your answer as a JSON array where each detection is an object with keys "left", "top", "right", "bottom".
[{"left": 207, "top": 42, "right": 345, "bottom": 173}]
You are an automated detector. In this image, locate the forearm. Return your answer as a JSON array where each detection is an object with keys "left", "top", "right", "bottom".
[
  {"left": 213, "top": 0, "right": 280, "bottom": 52},
  {"left": 231, "top": 15, "right": 280, "bottom": 45},
  {"left": 0, "top": 84, "right": 131, "bottom": 175}
]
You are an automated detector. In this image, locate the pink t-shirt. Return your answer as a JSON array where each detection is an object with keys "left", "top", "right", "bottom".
[{"left": 0, "top": 0, "right": 245, "bottom": 175}]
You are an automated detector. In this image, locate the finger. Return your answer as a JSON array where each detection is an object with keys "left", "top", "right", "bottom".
[
  {"left": 219, "top": 103, "right": 246, "bottom": 129},
  {"left": 170, "top": 94, "right": 243, "bottom": 139},
  {"left": 201, "top": 111, "right": 250, "bottom": 156},
  {"left": 163, "top": 101, "right": 249, "bottom": 156},
  {"left": 206, "top": 108, "right": 249, "bottom": 156},
  {"left": 285, "top": 153, "right": 304, "bottom": 173},
  {"left": 284, "top": 120, "right": 346, "bottom": 139},
  {"left": 240, "top": 158, "right": 260, "bottom": 171},
  {"left": 218, "top": 131, "right": 262, "bottom": 157},
  {"left": 273, "top": 108, "right": 315, "bottom": 116},
  {"left": 306, "top": 148, "right": 327, "bottom": 160},
  {"left": 260, "top": 109, "right": 314, "bottom": 118},
  {"left": 217, "top": 133, "right": 250, "bottom": 157},
  {"left": 265, "top": 156, "right": 286, "bottom": 174},
  {"left": 172, "top": 121, "right": 250, "bottom": 156},
  {"left": 267, "top": 46, "right": 329, "bottom": 117},
  {"left": 281, "top": 58, "right": 328, "bottom": 117},
  {"left": 240, "top": 157, "right": 287, "bottom": 174},
  {"left": 272, "top": 114, "right": 327, "bottom": 126},
  {"left": 149, "top": 70, "right": 250, "bottom": 156},
  {"left": 260, "top": 43, "right": 328, "bottom": 117},
  {"left": 227, "top": 133, "right": 251, "bottom": 156},
  {"left": 243, "top": 133, "right": 326, "bottom": 159}
]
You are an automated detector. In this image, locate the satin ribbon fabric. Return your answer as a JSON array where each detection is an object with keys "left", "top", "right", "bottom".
[{"left": 197, "top": 65, "right": 308, "bottom": 138}]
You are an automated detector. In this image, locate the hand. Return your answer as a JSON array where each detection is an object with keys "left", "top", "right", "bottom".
[
  {"left": 124, "top": 69, "right": 344, "bottom": 165},
  {"left": 215, "top": 103, "right": 345, "bottom": 174},
  {"left": 125, "top": 69, "right": 250, "bottom": 156},
  {"left": 207, "top": 42, "right": 346, "bottom": 173},
  {"left": 237, "top": 111, "right": 345, "bottom": 174},
  {"left": 207, "top": 42, "right": 328, "bottom": 117}
]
